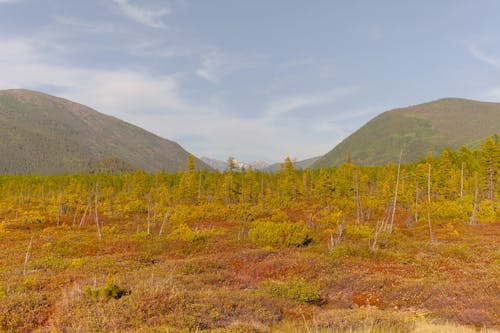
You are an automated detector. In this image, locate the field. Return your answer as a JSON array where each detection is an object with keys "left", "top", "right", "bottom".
[
  {"left": 0, "top": 141, "right": 499, "bottom": 332},
  {"left": 0, "top": 203, "right": 498, "bottom": 332}
]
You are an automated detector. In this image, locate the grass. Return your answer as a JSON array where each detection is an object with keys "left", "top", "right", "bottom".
[{"left": 0, "top": 206, "right": 498, "bottom": 332}]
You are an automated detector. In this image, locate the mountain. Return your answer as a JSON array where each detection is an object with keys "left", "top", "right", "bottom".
[
  {"left": 0, "top": 89, "right": 210, "bottom": 175},
  {"left": 313, "top": 98, "right": 500, "bottom": 168},
  {"left": 200, "top": 157, "right": 229, "bottom": 172},
  {"left": 200, "top": 157, "right": 270, "bottom": 172},
  {"left": 264, "top": 156, "right": 320, "bottom": 172}
]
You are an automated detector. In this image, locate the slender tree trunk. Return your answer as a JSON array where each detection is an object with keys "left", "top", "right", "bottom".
[
  {"left": 72, "top": 204, "right": 79, "bottom": 228},
  {"left": 414, "top": 180, "right": 419, "bottom": 224},
  {"left": 23, "top": 236, "right": 33, "bottom": 276},
  {"left": 470, "top": 178, "right": 478, "bottom": 225},
  {"left": 95, "top": 184, "right": 102, "bottom": 241},
  {"left": 158, "top": 212, "right": 169, "bottom": 239},
  {"left": 147, "top": 194, "right": 151, "bottom": 235},
  {"left": 427, "top": 163, "right": 435, "bottom": 243},
  {"left": 79, "top": 201, "right": 91, "bottom": 228},
  {"left": 389, "top": 150, "right": 403, "bottom": 233},
  {"left": 354, "top": 172, "right": 363, "bottom": 224},
  {"left": 460, "top": 162, "right": 464, "bottom": 199}
]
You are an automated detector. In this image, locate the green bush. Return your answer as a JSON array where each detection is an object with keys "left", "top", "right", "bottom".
[
  {"left": 344, "top": 224, "right": 373, "bottom": 239},
  {"left": 477, "top": 200, "right": 497, "bottom": 223},
  {"left": 430, "top": 200, "right": 470, "bottom": 220},
  {"left": 330, "top": 243, "right": 371, "bottom": 259},
  {"left": 248, "top": 220, "right": 311, "bottom": 247},
  {"left": 261, "top": 278, "right": 321, "bottom": 303},
  {"left": 168, "top": 223, "right": 220, "bottom": 243},
  {"left": 85, "top": 279, "right": 128, "bottom": 300}
]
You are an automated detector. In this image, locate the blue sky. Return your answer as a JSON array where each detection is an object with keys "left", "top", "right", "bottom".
[{"left": 1, "top": 0, "right": 500, "bottom": 163}]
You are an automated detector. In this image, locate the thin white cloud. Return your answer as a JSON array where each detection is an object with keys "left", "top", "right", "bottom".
[
  {"left": 128, "top": 41, "right": 182, "bottom": 59},
  {"left": 0, "top": 38, "right": 202, "bottom": 116},
  {"left": 196, "top": 52, "right": 224, "bottom": 83},
  {"left": 54, "top": 16, "right": 119, "bottom": 34},
  {"left": 195, "top": 51, "right": 265, "bottom": 84},
  {"left": 112, "top": 0, "right": 170, "bottom": 29},
  {"left": 470, "top": 46, "right": 500, "bottom": 68},
  {"left": 0, "top": 0, "right": 22, "bottom": 3},
  {"left": 266, "top": 87, "right": 356, "bottom": 118}
]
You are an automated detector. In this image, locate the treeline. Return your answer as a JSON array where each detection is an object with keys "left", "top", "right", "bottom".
[{"left": 0, "top": 137, "right": 498, "bottom": 228}]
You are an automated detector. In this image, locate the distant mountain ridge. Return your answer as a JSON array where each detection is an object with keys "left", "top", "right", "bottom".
[
  {"left": 0, "top": 89, "right": 210, "bottom": 175},
  {"left": 264, "top": 156, "right": 320, "bottom": 172},
  {"left": 313, "top": 98, "right": 500, "bottom": 168},
  {"left": 201, "top": 156, "right": 270, "bottom": 171}
]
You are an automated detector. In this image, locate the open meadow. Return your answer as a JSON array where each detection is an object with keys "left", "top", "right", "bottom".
[{"left": 0, "top": 143, "right": 499, "bottom": 332}]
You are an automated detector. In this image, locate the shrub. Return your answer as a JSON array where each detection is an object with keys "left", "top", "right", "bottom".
[
  {"left": 330, "top": 243, "right": 372, "bottom": 259},
  {"left": 430, "top": 200, "right": 471, "bottom": 220},
  {"left": 261, "top": 278, "right": 321, "bottom": 303},
  {"left": 477, "top": 200, "right": 497, "bottom": 223},
  {"left": 248, "top": 220, "right": 311, "bottom": 247},
  {"left": 85, "top": 279, "right": 128, "bottom": 300},
  {"left": 344, "top": 224, "right": 373, "bottom": 240},
  {"left": 168, "top": 223, "right": 220, "bottom": 243}
]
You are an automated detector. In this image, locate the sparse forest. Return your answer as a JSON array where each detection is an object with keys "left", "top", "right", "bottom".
[{"left": 0, "top": 137, "right": 498, "bottom": 332}]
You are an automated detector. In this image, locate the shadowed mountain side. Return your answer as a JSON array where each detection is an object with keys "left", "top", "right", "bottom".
[{"left": 0, "top": 89, "right": 210, "bottom": 174}]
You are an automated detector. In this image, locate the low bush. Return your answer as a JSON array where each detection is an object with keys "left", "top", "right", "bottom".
[
  {"left": 261, "top": 278, "right": 321, "bottom": 303},
  {"left": 168, "top": 223, "right": 220, "bottom": 243},
  {"left": 477, "top": 200, "right": 497, "bottom": 223},
  {"left": 85, "top": 279, "right": 129, "bottom": 300},
  {"left": 344, "top": 224, "right": 373, "bottom": 240},
  {"left": 248, "top": 220, "right": 312, "bottom": 247}
]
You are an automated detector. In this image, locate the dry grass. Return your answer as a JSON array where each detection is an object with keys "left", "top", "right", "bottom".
[{"left": 0, "top": 208, "right": 498, "bottom": 332}]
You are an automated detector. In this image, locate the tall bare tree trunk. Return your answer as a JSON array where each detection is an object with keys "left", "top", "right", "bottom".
[
  {"left": 23, "top": 236, "right": 33, "bottom": 276},
  {"left": 460, "top": 162, "right": 464, "bottom": 199},
  {"left": 414, "top": 180, "right": 419, "bottom": 224},
  {"left": 354, "top": 171, "right": 363, "bottom": 224},
  {"left": 388, "top": 150, "right": 403, "bottom": 233},
  {"left": 79, "top": 201, "right": 91, "bottom": 228},
  {"left": 470, "top": 178, "right": 478, "bottom": 225},
  {"left": 158, "top": 211, "right": 170, "bottom": 239},
  {"left": 427, "top": 163, "right": 435, "bottom": 243},
  {"left": 95, "top": 184, "right": 102, "bottom": 241}
]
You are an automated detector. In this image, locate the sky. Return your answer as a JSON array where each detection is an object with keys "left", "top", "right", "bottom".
[{"left": 1, "top": 0, "right": 500, "bottom": 163}]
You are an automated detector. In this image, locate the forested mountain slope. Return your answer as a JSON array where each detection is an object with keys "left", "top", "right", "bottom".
[
  {"left": 313, "top": 98, "right": 500, "bottom": 167},
  {"left": 0, "top": 89, "right": 209, "bottom": 174}
]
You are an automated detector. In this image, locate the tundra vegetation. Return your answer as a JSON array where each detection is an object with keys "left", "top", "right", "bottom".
[{"left": 0, "top": 138, "right": 498, "bottom": 332}]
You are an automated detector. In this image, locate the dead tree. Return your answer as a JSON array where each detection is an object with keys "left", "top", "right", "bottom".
[
  {"left": 427, "top": 163, "right": 435, "bottom": 244},
  {"left": 94, "top": 184, "right": 102, "bottom": 241},
  {"left": 388, "top": 149, "right": 403, "bottom": 233},
  {"left": 470, "top": 177, "right": 479, "bottom": 225}
]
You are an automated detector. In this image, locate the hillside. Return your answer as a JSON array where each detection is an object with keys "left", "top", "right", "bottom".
[
  {"left": 264, "top": 156, "right": 320, "bottom": 172},
  {"left": 313, "top": 98, "right": 500, "bottom": 167},
  {"left": 0, "top": 89, "right": 209, "bottom": 174},
  {"left": 201, "top": 156, "right": 270, "bottom": 172}
]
